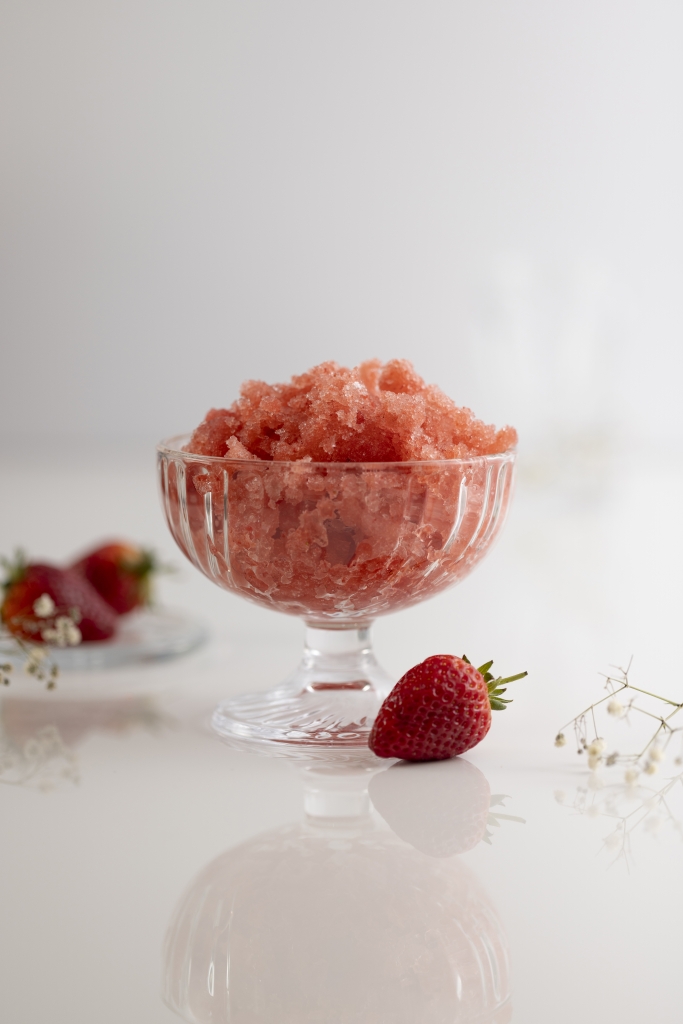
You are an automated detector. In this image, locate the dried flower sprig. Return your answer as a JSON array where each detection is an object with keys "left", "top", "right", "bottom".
[
  {"left": 0, "top": 593, "right": 82, "bottom": 689},
  {"left": 554, "top": 660, "right": 683, "bottom": 782}
]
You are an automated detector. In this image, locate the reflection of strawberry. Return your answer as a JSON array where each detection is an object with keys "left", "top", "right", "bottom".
[
  {"left": 1, "top": 557, "right": 117, "bottom": 643},
  {"left": 71, "top": 541, "right": 156, "bottom": 615},
  {"left": 370, "top": 758, "right": 491, "bottom": 856},
  {"left": 369, "top": 655, "right": 527, "bottom": 762}
]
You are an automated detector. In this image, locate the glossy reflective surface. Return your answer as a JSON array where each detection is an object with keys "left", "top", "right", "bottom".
[
  {"left": 163, "top": 762, "right": 511, "bottom": 1024},
  {"left": 2, "top": 442, "right": 683, "bottom": 1022}
]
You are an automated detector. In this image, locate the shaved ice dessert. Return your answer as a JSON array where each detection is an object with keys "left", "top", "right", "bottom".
[
  {"left": 185, "top": 359, "right": 516, "bottom": 463},
  {"left": 159, "top": 361, "right": 516, "bottom": 624}
]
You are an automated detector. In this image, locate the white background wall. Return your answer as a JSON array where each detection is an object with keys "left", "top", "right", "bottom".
[{"left": 2, "top": 0, "right": 682, "bottom": 452}]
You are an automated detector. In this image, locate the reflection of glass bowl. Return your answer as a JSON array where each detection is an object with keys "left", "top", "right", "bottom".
[
  {"left": 162, "top": 767, "right": 511, "bottom": 1024},
  {"left": 157, "top": 436, "right": 515, "bottom": 754}
]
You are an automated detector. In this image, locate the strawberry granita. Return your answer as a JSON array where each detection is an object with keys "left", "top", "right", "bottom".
[
  {"left": 159, "top": 361, "right": 516, "bottom": 624},
  {"left": 185, "top": 359, "right": 516, "bottom": 463}
]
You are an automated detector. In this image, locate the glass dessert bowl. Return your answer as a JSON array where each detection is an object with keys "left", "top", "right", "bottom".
[{"left": 157, "top": 435, "right": 515, "bottom": 756}]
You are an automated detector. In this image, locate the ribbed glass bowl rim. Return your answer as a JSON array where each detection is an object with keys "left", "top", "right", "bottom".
[{"left": 157, "top": 434, "right": 517, "bottom": 469}]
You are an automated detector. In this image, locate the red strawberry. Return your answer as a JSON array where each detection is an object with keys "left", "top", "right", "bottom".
[
  {"left": 71, "top": 541, "right": 157, "bottom": 615},
  {"left": 1, "top": 555, "right": 117, "bottom": 643},
  {"left": 369, "top": 654, "right": 527, "bottom": 762}
]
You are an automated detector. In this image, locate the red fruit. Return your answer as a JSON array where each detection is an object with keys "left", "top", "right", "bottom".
[
  {"left": 369, "top": 655, "right": 527, "bottom": 762},
  {"left": 71, "top": 541, "right": 156, "bottom": 615},
  {"left": 1, "top": 558, "right": 117, "bottom": 643}
]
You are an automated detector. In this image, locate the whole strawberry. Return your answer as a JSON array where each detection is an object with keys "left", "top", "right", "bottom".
[
  {"left": 71, "top": 541, "right": 157, "bottom": 615},
  {"left": 1, "top": 555, "right": 117, "bottom": 643},
  {"left": 369, "top": 654, "right": 527, "bottom": 762}
]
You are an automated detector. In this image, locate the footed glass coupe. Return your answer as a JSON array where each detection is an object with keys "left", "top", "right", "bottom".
[{"left": 157, "top": 435, "right": 515, "bottom": 755}]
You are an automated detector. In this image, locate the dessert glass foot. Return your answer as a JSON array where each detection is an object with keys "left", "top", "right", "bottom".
[{"left": 212, "top": 625, "right": 393, "bottom": 758}]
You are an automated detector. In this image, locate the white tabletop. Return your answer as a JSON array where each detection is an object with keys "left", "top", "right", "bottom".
[{"left": 1, "top": 440, "right": 682, "bottom": 1023}]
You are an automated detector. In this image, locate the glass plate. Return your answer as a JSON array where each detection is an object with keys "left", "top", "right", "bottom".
[{"left": 0, "top": 607, "right": 208, "bottom": 672}]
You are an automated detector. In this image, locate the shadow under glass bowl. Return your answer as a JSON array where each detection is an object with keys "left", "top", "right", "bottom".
[{"left": 157, "top": 435, "right": 515, "bottom": 757}]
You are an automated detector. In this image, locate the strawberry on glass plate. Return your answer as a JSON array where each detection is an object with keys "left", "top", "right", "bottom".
[
  {"left": 0, "top": 550, "right": 207, "bottom": 676},
  {"left": 39, "top": 606, "right": 208, "bottom": 672},
  {"left": 1, "top": 559, "right": 117, "bottom": 644}
]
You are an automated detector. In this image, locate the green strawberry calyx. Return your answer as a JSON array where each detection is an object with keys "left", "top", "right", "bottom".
[
  {"left": 116, "top": 547, "right": 174, "bottom": 607},
  {"left": 119, "top": 548, "right": 157, "bottom": 579},
  {"left": 462, "top": 655, "right": 528, "bottom": 711},
  {"left": 119, "top": 548, "right": 156, "bottom": 605},
  {"left": 0, "top": 549, "right": 29, "bottom": 594}
]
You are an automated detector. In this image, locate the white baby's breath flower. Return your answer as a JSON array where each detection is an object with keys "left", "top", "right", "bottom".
[
  {"left": 41, "top": 616, "right": 82, "bottom": 648},
  {"left": 70, "top": 624, "right": 81, "bottom": 644},
  {"left": 558, "top": 663, "right": 683, "bottom": 785},
  {"left": 33, "top": 593, "right": 56, "bottom": 618}
]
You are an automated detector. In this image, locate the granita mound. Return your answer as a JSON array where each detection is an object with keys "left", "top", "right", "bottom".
[
  {"left": 185, "top": 359, "right": 517, "bottom": 462},
  {"left": 161, "top": 360, "right": 518, "bottom": 621}
]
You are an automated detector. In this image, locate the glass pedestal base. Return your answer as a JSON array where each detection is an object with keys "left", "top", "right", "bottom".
[{"left": 212, "top": 625, "right": 394, "bottom": 762}]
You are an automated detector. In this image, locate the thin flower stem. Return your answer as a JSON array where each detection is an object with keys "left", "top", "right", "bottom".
[
  {"left": 636, "top": 721, "right": 666, "bottom": 759},
  {"left": 631, "top": 707, "right": 669, "bottom": 724},
  {"left": 626, "top": 684, "right": 683, "bottom": 708},
  {"left": 556, "top": 684, "right": 628, "bottom": 735},
  {"left": 591, "top": 704, "right": 598, "bottom": 739}
]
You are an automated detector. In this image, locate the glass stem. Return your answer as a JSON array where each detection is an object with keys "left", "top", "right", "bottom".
[{"left": 279, "top": 623, "right": 394, "bottom": 698}]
